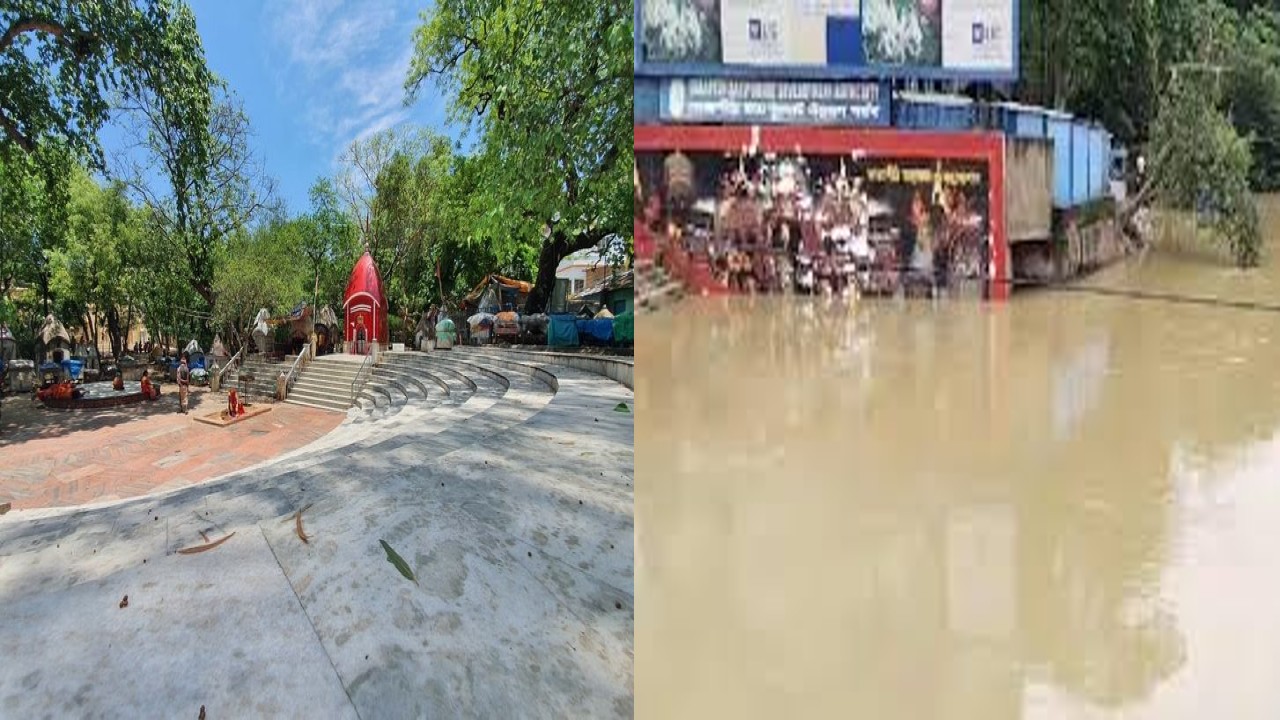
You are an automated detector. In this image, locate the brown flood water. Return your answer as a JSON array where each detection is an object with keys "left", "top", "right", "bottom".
[{"left": 637, "top": 199, "right": 1280, "bottom": 718}]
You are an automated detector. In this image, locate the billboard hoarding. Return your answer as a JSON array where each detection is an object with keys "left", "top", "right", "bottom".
[
  {"left": 660, "top": 77, "right": 890, "bottom": 126},
  {"left": 638, "top": 0, "right": 1018, "bottom": 81}
]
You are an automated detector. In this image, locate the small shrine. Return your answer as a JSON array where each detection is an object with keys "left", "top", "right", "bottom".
[{"left": 343, "top": 251, "right": 389, "bottom": 354}]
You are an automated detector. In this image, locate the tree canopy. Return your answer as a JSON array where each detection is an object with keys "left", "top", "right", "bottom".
[
  {"left": 1, "top": 0, "right": 636, "bottom": 358},
  {"left": 1021, "top": 0, "right": 1280, "bottom": 264},
  {"left": 406, "top": 0, "right": 633, "bottom": 312},
  {"left": 0, "top": 1, "right": 213, "bottom": 170}
]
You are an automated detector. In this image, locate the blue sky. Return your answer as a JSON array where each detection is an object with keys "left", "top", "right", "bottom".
[{"left": 106, "top": 0, "right": 457, "bottom": 215}]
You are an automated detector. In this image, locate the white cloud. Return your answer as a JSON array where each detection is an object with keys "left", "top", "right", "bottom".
[{"left": 264, "top": 0, "right": 431, "bottom": 154}]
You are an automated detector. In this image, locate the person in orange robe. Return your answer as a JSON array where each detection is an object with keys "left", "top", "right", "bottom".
[{"left": 140, "top": 370, "right": 157, "bottom": 400}]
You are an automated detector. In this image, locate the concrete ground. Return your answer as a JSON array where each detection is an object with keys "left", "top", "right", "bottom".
[
  {"left": 0, "top": 387, "right": 344, "bottom": 510},
  {"left": 0, "top": 352, "right": 634, "bottom": 718}
]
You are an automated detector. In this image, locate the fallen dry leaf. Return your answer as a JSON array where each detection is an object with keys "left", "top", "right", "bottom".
[
  {"left": 199, "top": 705, "right": 206, "bottom": 720},
  {"left": 119, "top": 595, "right": 128, "bottom": 609},
  {"left": 295, "top": 510, "right": 310, "bottom": 545},
  {"left": 177, "top": 532, "right": 236, "bottom": 555}
]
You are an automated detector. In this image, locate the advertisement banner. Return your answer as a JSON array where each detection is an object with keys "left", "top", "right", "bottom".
[
  {"left": 660, "top": 77, "right": 889, "bottom": 125},
  {"left": 942, "top": 0, "right": 1014, "bottom": 69},
  {"left": 635, "top": 145, "right": 991, "bottom": 298},
  {"left": 638, "top": 0, "right": 1017, "bottom": 79},
  {"left": 719, "top": 0, "right": 861, "bottom": 65}
]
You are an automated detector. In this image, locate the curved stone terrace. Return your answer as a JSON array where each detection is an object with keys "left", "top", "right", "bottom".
[{"left": 0, "top": 347, "right": 634, "bottom": 718}]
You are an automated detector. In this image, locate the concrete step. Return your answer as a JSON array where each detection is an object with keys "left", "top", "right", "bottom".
[
  {"left": 299, "top": 365, "right": 362, "bottom": 380},
  {"left": 293, "top": 375, "right": 359, "bottom": 394},
  {"left": 382, "top": 355, "right": 474, "bottom": 395},
  {"left": 371, "top": 368, "right": 427, "bottom": 398},
  {"left": 288, "top": 384, "right": 353, "bottom": 399},
  {"left": 283, "top": 396, "right": 350, "bottom": 413},
  {"left": 366, "top": 378, "right": 409, "bottom": 404}
]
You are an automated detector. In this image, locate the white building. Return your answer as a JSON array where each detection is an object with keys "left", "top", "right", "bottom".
[{"left": 555, "top": 248, "right": 607, "bottom": 296}]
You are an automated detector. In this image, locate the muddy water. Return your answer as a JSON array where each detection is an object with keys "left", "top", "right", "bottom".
[{"left": 637, "top": 202, "right": 1280, "bottom": 718}]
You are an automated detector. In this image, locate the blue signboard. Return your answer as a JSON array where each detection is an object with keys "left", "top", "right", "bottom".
[
  {"left": 659, "top": 77, "right": 890, "bottom": 126},
  {"left": 637, "top": 0, "right": 1019, "bottom": 82}
]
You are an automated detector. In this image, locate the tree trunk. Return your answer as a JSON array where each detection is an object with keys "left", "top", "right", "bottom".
[
  {"left": 524, "top": 229, "right": 608, "bottom": 314},
  {"left": 105, "top": 306, "right": 124, "bottom": 361}
]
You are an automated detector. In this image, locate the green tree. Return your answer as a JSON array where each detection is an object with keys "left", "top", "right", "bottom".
[
  {"left": 45, "top": 168, "right": 163, "bottom": 359},
  {"left": 0, "top": 1, "right": 212, "bottom": 170},
  {"left": 211, "top": 219, "right": 307, "bottom": 344},
  {"left": 303, "top": 177, "right": 362, "bottom": 314},
  {"left": 369, "top": 133, "right": 460, "bottom": 314},
  {"left": 406, "top": 0, "right": 633, "bottom": 313},
  {"left": 118, "top": 88, "right": 274, "bottom": 310},
  {"left": 0, "top": 143, "right": 71, "bottom": 314},
  {"left": 1227, "top": 7, "right": 1280, "bottom": 190},
  {"left": 1148, "top": 67, "right": 1260, "bottom": 266}
]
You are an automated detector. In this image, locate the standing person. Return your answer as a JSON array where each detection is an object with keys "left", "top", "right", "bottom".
[{"left": 177, "top": 352, "right": 190, "bottom": 414}]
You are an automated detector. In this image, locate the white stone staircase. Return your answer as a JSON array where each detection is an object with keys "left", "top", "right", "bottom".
[
  {"left": 224, "top": 354, "right": 290, "bottom": 401},
  {"left": 284, "top": 353, "right": 367, "bottom": 412}
]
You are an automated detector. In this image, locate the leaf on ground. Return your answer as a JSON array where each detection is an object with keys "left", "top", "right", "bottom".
[
  {"left": 177, "top": 531, "right": 236, "bottom": 555},
  {"left": 119, "top": 595, "right": 128, "bottom": 609},
  {"left": 380, "top": 539, "right": 417, "bottom": 584},
  {"left": 613, "top": 402, "right": 630, "bottom": 413},
  {"left": 295, "top": 509, "right": 310, "bottom": 544}
]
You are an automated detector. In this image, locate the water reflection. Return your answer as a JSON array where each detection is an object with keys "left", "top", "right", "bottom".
[{"left": 637, "top": 245, "right": 1280, "bottom": 718}]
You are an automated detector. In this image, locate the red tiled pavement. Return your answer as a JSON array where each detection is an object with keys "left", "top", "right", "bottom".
[{"left": 0, "top": 387, "right": 344, "bottom": 510}]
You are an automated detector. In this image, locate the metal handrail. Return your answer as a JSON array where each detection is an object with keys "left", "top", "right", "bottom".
[
  {"left": 350, "top": 352, "right": 373, "bottom": 405},
  {"left": 284, "top": 343, "right": 310, "bottom": 398},
  {"left": 217, "top": 345, "right": 245, "bottom": 384}
]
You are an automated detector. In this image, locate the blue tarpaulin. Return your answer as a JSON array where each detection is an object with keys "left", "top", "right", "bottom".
[
  {"left": 576, "top": 318, "right": 614, "bottom": 344},
  {"left": 548, "top": 314, "right": 579, "bottom": 347},
  {"left": 61, "top": 359, "right": 84, "bottom": 381}
]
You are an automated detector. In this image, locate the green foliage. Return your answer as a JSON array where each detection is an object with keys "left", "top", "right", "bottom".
[
  {"left": 118, "top": 88, "right": 272, "bottom": 309},
  {"left": 304, "top": 177, "right": 362, "bottom": 313},
  {"left": 406, "top": 0, "right": 633, "bottom": 312},
  {"left": 1228, "top": 8, "right": 1280, "bottom": 191},
  {"left": 379, "top": 539, "right": 417, "bottom": 584},
  {"left": 1150, "top": 69, "right": 1261, "bottom": 266},
  {"left": 1023, "top": 0, "right": 1280, "bottom": 190},
  {"left": 1023, "top": 0, "right": 1276, "bottom": 264},
  {"left": 0, "top": 143, "right": 71, "bottom": 299},
  {"left": 211, "top": 218, "right": 309, "bottom": 338},
  {"left": 0, "top": 1, "right": 213, "bottom": 171}
]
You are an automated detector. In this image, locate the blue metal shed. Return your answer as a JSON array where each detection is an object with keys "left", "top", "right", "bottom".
[
  {"left": 1046, "top": 112, "right": 1073, "bottom": 208},
  {"left": 893, "top": 92, "right": 976, "bottom": 131},
  {"left": 992, "top": 102, "right": 1048, "bottom": 140},
  {"left": 1070, "top": 123, "right": 1090, "bottom": 206}
]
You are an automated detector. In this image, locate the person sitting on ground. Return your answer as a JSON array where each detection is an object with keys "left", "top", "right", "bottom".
[
  {"left": 112, "top": 371, "right": 124, "bottom": 392},
  {"left": 140, "top": 369, "right": 158, "bottom": 400}
]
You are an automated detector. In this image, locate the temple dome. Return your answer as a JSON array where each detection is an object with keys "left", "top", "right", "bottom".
[{"left": 344, "top": 251, "right": 386, "bottom": 307}]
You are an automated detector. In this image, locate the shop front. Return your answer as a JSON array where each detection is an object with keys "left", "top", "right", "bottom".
[{"left": 635, "top": 125, "right": 1008, "bottom": 300}]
